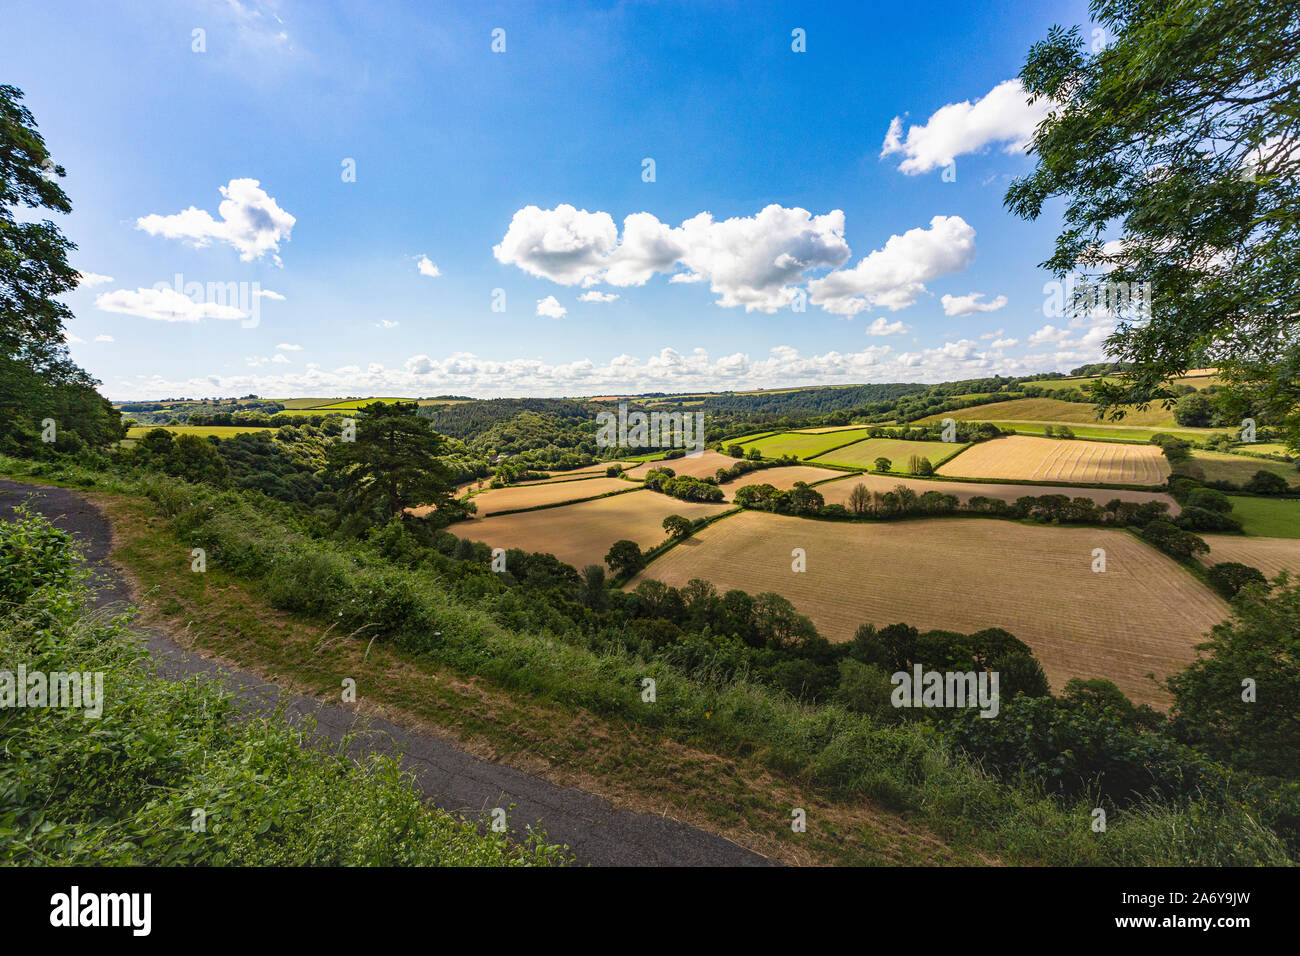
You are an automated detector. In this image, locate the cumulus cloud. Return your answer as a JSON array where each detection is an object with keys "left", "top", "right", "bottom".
[
  {"left": 941, "top": 292, "right": 1008, "bottom": 316},
  {"left": 417, "top": 255, "right": 441, "bottom": 277},
  {"left": 276, "top": 342, "right": 302, "bottom": 351},
  {"left": 579, "top": 290, "right": 619, "bottom": 303},
  {"left": 881, "top": 80, "right": 1051, "bottom": 174},
  {"left": 1028, "top": 324, "right": 1071, "bottom": 346},
  {"left": 807, "top": 215, "right": 977, "bottom": 316},
  {"left": 494, "top": 203, "right": 850, "bottom": 313},
  {"left": 536, "top": 295, "right": 567, "bottom": 319},
  {"left": 866, "top": 317, "right": 910, "bottom": 336},
  {"left": 77, "top": 272, "right": 114, "bottom": 287},
  {"left": 136, "top": 178, "right": 296, "bottom": 265},
  {"left": 990, "top": 337, "right": 1019, "bottom": 348},
  {"left": 94, "top": 287, "right": 247, "bottom": 323}
]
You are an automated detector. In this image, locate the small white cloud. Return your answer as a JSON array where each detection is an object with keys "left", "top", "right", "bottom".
[
  {"left": 78, "top": 272, "right": 114, "bottom": 287},
  {"left": 417, "top": 255, "right": 441, "bottom": 278},
  {"left": 941, "top": 292, "right": 1008, "bottom": 316},
  {"left": 1028, "top": 324, "right": 1070, "bottom": 346},
  {"left": 376, "top": 319, "right": 399, "bottom": 329},
  {"left": 536, "top": 295, "right": 567, "bottom": 319},
  {"left": 136, "top": 178, "right": 295, "bottom": 265},
  {"left": 254, "top": 289, "right": 286, "bottom": 300},
  {"left": 866, "top": 317, "right": 910, "bottom": 336},
  {"left": 95, "top": 287, "right": 246, "bottom": 323},
  {"left": 578, "top": 290, "right": 619, "bottom": 303},
  {"left": 94, "top": 334, "right": 114, "bottom": 343},
  {"left": 271, "top": 353, "right": 290, "bottom": 363},
  {"left": 990, "top": 337, "right": 1018, "bottom": 348},
  {"left": 276, "top": 342, "right": 302, "bottom": 351},
  {"left": 67, "top": 334, "right": 85, "bottom": 344}
]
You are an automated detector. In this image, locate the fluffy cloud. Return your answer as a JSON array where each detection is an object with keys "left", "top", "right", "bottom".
[
  {"left": 941, "top": 292, "right": 1008, "bottom": 316},
  {"left": 77, "top": 272, "right": 114, "bottom": 287},
  {"left": 94, "top": 287, "right": 247, "bottom": 323},
  {"left": 494, "top": 203, "right": 850, "bottom": 313},
  {"left": 807, "top": 215, "right": 976, "bottom": 316},
  {"left": 881, "top": 80, "right": 1051, "bottom": 174},
  {"left": 578, "top": 290, "right": 619, "bottom": 303},
  {"left": 276, "top": 342, "right": 302, "bottom": 351},
  {"left": 417, "top": 255, "right": 441, "bottom": 277},
  {"left": 136, "top": 178, "right": 296, "bottom": 264},
  {"left": 536, "top": 295, "right": 567, "bottom": 319},
  {"left": 1028, "top": 324, "right": 1071, "bottom": 346},
  {"left": 866, "top": 317, "right": 910, "bottom": 336}
]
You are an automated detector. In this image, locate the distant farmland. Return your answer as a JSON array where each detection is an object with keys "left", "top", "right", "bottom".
[
  {"left": 630, "top": 511, "right": 1227, "bottom": 707},
  {"left": 445, "top": 490, "right": 732, "bottom": 570},
  {"left": 739, "top": 428, "right": 874, "bottom": 460},
  {"left": 454, "top": 477, "right": 635, "bottom": 516},
  {"left": 814, "top": 472, "right": 1179, "bottom": 512},
  {"left": 1202, "top": 534, "right": 1300, "bottom": 577},
  {"left": 813, "top": 437, "right": 968, "bottom": 470},
  {"left": 938, "top": 435, "right": 1170, "bottom": 485},
  {"left": 126, "top": 425, "right": 270, "bottom": 438},
  {"left": 719, "top": 465, "right": 842, "bottom": 500},
  {"left": 1184, "top": 450, "right": 1299, "bottom": 488},
  {"left": 922, "top": 397, "right": 1180, "bottom": 427}
]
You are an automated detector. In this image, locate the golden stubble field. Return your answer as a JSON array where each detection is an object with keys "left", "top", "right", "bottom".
[
  {"left": 460, "top": 477, "right": 635, "bottom": 516},
  {"left": 447, "top": 490, "right": 732, "bottom": 570},
  {"left": 646, "top": 449, "right": 742, "bottom": 478},
  {"left": 938, "top": 435, "right": 1170, "bottom": 485},
  {"left": 815, "top": 472, "right": 1180, "bottom": 513},
  {"left": 720, "top": 465, "right": 842, "bottom": 500},
  {"left": 1202, "top": 534, "right": 1300, "bottom": 578},
  {"left": 629, "top": 511, "right": 1227, "bottom": 707}
]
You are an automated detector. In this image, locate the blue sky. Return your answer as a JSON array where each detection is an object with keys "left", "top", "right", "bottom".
[{"left": 5, "top": 0, "right": 1106, "bottom": 399}]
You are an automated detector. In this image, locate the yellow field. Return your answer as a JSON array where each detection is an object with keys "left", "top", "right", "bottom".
[
  {"left": 629, "top": 511, "right": 1226, "bottom": 706},
  {"left": 719, "top": 466, "right": 842, "bottom": 500},
  {"left": 937, "top": 435, "right": 1169, "bottom": 485},
  {"left": 1202, "top": 535, "right": 1300, "bottom": 578},
  {"left": 1184, "top": 450, "right": 1299, "bottom": 489},
  {"left": 920, "top": 397, "right": 1179, "bottom": 427},
  {"left": 125, "top": 425, "right": 270, "bottom": 438},
  {"left": 446, "top": 490, "right": 731, "bottom": 570},
  {"left": 815, "top": 472, "right": 1179, "bottom": 512},
  {"left": 457, "top": 477, "right": 634, "bottom": 516}
]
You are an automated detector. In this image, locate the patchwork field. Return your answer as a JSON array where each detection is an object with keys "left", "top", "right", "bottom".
[
  {"left": 515, "top": 460, "right": 649, "bottom": 483},
  {"left": 1184, "top": 450, "right": 1299, "bottom": 489},
  {"left": 1202, "top": 534, "right": 1300, "bottom": 578},
  {"left": 646, "top": 449, "right": 742, "bottom": 479},
  {"left": 937, "top": 435, "right": 1169, "bottom": 485},
  {"left": 815, "top": 472, "right": 1179, "bottom": 513},
  {"left": 126, "top": 425, "right": 271, "bottom": 438},
  {"left": 719, "top": 465, "right": 842, "bottom": 500},
  {"left": 630, "top": 511, "right": 1226, "bottom": 706},
  {"left": 965, "top": 422, "right": 1213, "bottom": 443},
  {"left": 1224, "top": 497, "right": 1300, "bottom": 539},
  {"left": 921, "top": 397, "right": 1180, "bottom": 427},
  {"left": 813, "top": 438, "right": 969, "bottom": 470},
  {"left": 458, "top": 477, "right": 634, "bottom": 516},
  {"left": 739, "top": 428, "right": 874, "bottom": 460},
  {"left": 447, "top": 490, "right": 732, "bottom": 570}
]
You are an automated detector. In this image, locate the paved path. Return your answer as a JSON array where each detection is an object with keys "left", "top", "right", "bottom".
[{"left": 0, "top": 478, "right": 771, "bottom": 867}]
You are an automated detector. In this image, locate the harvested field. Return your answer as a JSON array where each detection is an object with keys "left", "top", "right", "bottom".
[
  {"left": 1184, "top": 450, "right": 1299, "bottom": 489},
  {"left": 125, "top": 425, "right": 271, "bottom": 438},
  {"left": 920, "top": 397, "right": 1179, "bottom": 427},
  {"left": 815, "top": 473, "right": 1179, "bottom": 513},
  {"left": 447, "top": 490, "right": 731, "bottom": 570},
  {"left": 792, "top": 426, "right": 869, "bottom": 434},
  {"left": 515, "top": 461, "right": 648, "bottom": 484},
  {"left": 630, "top": 511, "right": 1226, "bottom": 707},
  {"left": 1202, "top": 534, "right": 1300, "bottom": 578},
  {"left": 460, "top": 477, "right": 634, "bottom": 516},
  {"left": 937, "top": 435, "right": 1169, "bottom": 485},
  {"left": 739, "top": 428, "right": 874, "bottom": 460},
  {"left": 814, "top": 438, "right": 968, "bottom": 470},
  {"left": 646, "top": 450, "right": 742, "bottom": 479},
  {"left": 719, "top": 466, "right": 842, "bottom": 501}
]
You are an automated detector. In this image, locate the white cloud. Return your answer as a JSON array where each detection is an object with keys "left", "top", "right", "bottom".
[
  {"left": 67, "top": 334, "right": 85, "bottom": 344},
  {"left": 807, "top": 215, "right": 977, "bottom": 316},
  {"left": 93, "top": 334, "right": 114, "bottom": 343},
  {"left": 881, "top": 79, "right": 1051, "bottom": 174},
  {"left": 376, "top": 319, "right": 398, "bottom": 328},
  {"left": 417, "top": 255, "right": 441, "bottom": 278},
  {"left": 136, "top": 178, "right": 296, "bottom": 265},
  {"left": 578, "top": 290, "right": 619, "bottom": 303},
  {"left": 272, "top": 353, "right": 290, "bottom": 363},
  {"left": 866, "top": 317, "right": 910, "bottom": 336},
  {"left": 78, "top": 272, "right": 114, "bottom": 287},
  {"left": 276, "top": 342, "right": 302, "bottom": 351},
  {"left": 941, "top": 292, "right": 1008, "bottom": 316},
  {"left": 536, "top": 295, "right": 567, "bottom": 319},
  {"left": 254, "top": 288, "right": 285, "bottom": 300},
  {"left": 991, "top": 337, "right": 1019, "bottom": 348},
  {"left": 95, "top": 287, "right": 246, "bottom": 323},
  {"left": 1028, "top": 324, "right": 1071, "bottom": 346},
  {"left": 494, "top": 202, "right": 850, "bottom": 313}
]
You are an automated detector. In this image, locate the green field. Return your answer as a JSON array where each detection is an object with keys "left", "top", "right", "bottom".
[
  {"left": 126, "top": 425, "right": 272, "bottom": 438},
  {"left": 813, "top": 437, "right": 969, "bottom": 470},
  {"left": 739, "top": 428, "right": 874, "bottom": 460},
  {"left": 1228, "top": 496, "right": 1300, "bottom": 538},
  {"left": 1186, "top": 450, "right": 1300, "bottom": 489}
]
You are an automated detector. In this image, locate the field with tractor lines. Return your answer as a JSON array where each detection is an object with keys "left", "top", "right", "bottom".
[
  {"left": 814, "top": 472, "right": 1179, "bottom": 512},
  {"left": 937, "top": 435, "right": 1169, "bottom": 485}
]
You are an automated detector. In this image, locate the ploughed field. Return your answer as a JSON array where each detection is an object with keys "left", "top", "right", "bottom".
[
  {"left": 646, "top": 449, "right": 743, "bottom": 478},
  {"left": 446, "top": 489, "right": 731, "bottom": 570},
  {"left": 937, "top": 435, "right": 1170, "bottom": 485},
  {"left": 814, "top": 472, "right": 1180, "bottom": 513},
  {"left": 457, "top": 477, "right": 636, "bottom": 516},
  {"left": 1202, "top": 534, "right": 1300, "bottom": 577},
  {"left": 628, "top": 510, "right": 1226, "bottom": 707},
  {"left": 812, "top": 437, "right": 969, "bottom": 470}
]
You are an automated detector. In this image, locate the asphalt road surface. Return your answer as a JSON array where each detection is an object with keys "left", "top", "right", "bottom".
[{"left": 0, "top": 477, "right": 772, "bottom": 867}]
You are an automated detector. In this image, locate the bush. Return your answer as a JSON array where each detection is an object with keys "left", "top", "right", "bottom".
[
  {"left": 1206, "top": 561, "right": 1268, "bottom": 600},
  {"left": 1245, "top": 470, "right": 1291, "bottom": 495}
]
